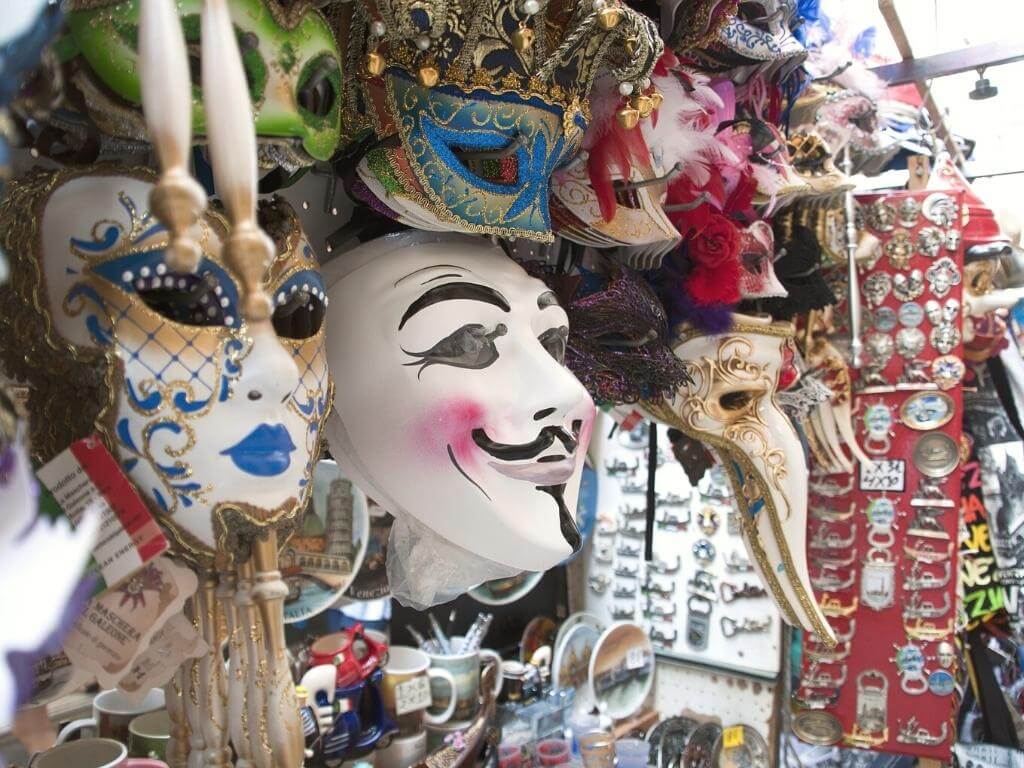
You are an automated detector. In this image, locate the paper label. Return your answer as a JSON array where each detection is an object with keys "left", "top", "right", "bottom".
[
  {"left": 394, "top": 676, "right": 433, "bottom": 715},
  {"left": 858, "top": 459, "right": 906, "bottom": 492},
  {"left": 62, "top": 556, "right": 197, "bottom": 689},
  {"left": 37, "top": 435, "right": 168, "bottom": 590},
  {"left": 722, "top": 726, "right": 744, "bottom": 749},
  {"left": 117, "top": 613, "right": 208, "bottom": 702}
]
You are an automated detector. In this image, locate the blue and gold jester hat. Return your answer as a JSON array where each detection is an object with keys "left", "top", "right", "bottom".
[{"left": 338, "top": 0, "right": 663, "bottom": 241}]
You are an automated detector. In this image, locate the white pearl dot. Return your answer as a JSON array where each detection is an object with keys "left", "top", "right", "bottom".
[
  {"left": 619, "top": 81, "right": 634, "bottom": 95},
  {"left": 523, "top": 0, "right": 540, "bottom": 13},
  {"left": 140, "top": 266, "right": 151, "bottom": 277},
  {"left": 178, "top": 278, "right": 187, "bottom": 289},
  {"left": 122, "top": 271, "right": 133, "bottom": 282},
  {"left": 156, "top": 263, "right": 167, "bottom": 275},
  {"left": 225, "top": 316, "right": 235, "bottom": 325},
  {"left": 164, "top": 276, "right": 174, "bottom": 287},
  {"left": 214, "top": 285, "right": 223, "bottom": 295},
  {"left": 206, "top": 306, "right": 217, "bottom": 317},
  {"left": 641, "top": 77, "right": 651, "bottom": 89},
  {"left": 220, "top": 297, "right": 230, "bottom": 308},
  {"left": 416, "top": 35, "right": 431, "bottom": 50},
  {"left": 278, "top": 293, "right": 286, "bottom": 304},
  {"left": 371, "top": 20, "right": 386, "bottom": 36},
  {"left": 324, "top": 298, "right": 329, "bottom": 307},
  {"left": 302, "top": 201, "right": 310, "bottom": 210},
  {"left": 593, "top": 0, "right": 607, "bottom": 9},
  {"left": 291, "top": 285, "right": 298, "bottom": 293}
]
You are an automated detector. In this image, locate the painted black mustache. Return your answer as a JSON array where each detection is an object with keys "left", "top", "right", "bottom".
[{"left": 471, "top": 422, "right": 580, "bottom": 461}]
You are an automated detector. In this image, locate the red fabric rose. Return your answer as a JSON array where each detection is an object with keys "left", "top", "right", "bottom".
[{"left": 685, "top": 213, "right": 741, "bottom": 306}]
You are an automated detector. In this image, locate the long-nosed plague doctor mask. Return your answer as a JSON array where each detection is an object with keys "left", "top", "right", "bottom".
[
  {"left": 642, "top": 314, "right": 836, "bottom": 645},
  {"left": 0, "top": 167, "right": 330, "bottom": 567},
  {"left": 322, "top": 232, "right": 596, "bottom": 608}
]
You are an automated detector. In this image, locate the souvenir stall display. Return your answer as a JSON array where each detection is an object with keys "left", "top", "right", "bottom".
[{"left": 1, "top": 0, "right": 1023, "bottom": 768}]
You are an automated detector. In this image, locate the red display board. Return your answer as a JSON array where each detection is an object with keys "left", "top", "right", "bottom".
[{"left": 797, "top": 190, "right": 965, "bottom": 759}]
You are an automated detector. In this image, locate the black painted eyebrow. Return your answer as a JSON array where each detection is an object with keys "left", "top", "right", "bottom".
[
  {"left": 393, "top": 264, "right": 466, "bottom": 287},
  {"left": 399, "top": 282, "right": 511, "bottom": 330},
  {"left": 538, "top": 290, "right": 559, "bottom": 310}
]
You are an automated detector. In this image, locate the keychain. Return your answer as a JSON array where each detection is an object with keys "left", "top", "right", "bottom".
[{"left": 861, "top": 548, "right": 897, "bottom": 611}]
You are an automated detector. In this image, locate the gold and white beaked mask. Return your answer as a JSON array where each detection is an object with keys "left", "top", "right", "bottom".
[
  {"left": 643, "top": 314, "right": 836, "bottom": 644},
  {"left": 0, "top": 168, "right": 330, "bottom": 566}
]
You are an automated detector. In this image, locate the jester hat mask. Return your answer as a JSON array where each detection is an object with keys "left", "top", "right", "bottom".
[
  {"left": 642, "top": 314, "right": 836, "bottom": 644},
  {"left": 61, "top": 0, "right": 343, "bottom": 168},
  {"left": 0, "top": 168, "right": 330, "bottom": 566},
  {"left": 345, "top": 0, "right": 662, "bottom": 241}
]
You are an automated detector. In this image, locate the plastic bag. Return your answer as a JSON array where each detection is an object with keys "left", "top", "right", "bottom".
[{"left": 386, "top": 512, "right": 520, "bottom": 610}]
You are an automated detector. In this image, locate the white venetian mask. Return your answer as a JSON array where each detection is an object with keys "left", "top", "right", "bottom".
[
  {"left": 322, "top": 232, "right": 595, "bottom": 576},
  {"left": 0, "top": 168, "right": 329, "bottom": 563},
  {"left": 644, "top": 314, "right": 835, "bottom": 644}
]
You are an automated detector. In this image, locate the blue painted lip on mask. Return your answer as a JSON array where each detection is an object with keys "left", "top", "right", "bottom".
[{"left": 220, "top": 424, "right": 297, "bottom": 476}]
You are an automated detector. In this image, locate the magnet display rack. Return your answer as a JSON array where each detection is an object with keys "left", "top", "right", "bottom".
[
  {"left": 584, "top": 413, "right": 782, "bottom": 680},
  {"left": 796, "top": 190, "right": 965, "bottom": 759}
]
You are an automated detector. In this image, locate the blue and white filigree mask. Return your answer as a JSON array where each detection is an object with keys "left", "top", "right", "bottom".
[{"left": 19, "top": 168, "right": 329, "bottom": 561}]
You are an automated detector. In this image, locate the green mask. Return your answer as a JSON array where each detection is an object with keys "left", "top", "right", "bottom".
[{"left": 63, "top": 0, "right": 342, "bottom": 166}]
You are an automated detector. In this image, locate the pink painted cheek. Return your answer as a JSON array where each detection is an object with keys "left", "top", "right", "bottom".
[{"left": 412, "top": 398, "right": 487, "bottom": 469}]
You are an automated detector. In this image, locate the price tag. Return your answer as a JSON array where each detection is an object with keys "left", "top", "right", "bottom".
[
  {"left": 394, "top": 676, "right": 433, "bottom": 715},
  {"left": 626, "top": 647, "right": 646, "bottom": 670},
  {"left": 859, "top": 459, "right": 906, "bottom": 492},
  {"left": 722, "top": 726, "right": 744, "bottom": 749}
]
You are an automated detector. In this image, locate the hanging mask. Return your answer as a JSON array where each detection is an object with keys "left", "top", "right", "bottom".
[
  {"left": 343, "top": 0, "right": 663, "bottom": 242},
  {"left": 642, "top": 314, "right": 835, "bottom": 644},
  {"left": 321, "top": 232, "right": 595, "bottom": 596},
  {"left": 61, "top": 0, "right": 343, "bottom": 168},
  {"left": 737, "top": 221, "right": 786, "bottom": 299},
  {"left": 0, "top": 168, "right": 330, "bottom": 565}
]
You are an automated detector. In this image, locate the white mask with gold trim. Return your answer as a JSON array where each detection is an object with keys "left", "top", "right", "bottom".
[
  {"left": 0, "top": 168, "right": 330, "bottom": 564},
  {"left": 643, "top": 314, "right": 836, "bottom": 644}
]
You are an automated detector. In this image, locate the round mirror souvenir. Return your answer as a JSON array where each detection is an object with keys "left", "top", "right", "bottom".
[
  {"left": 282, "top": 460, "right": 369, "bottom": 623},
  {"left": 900, "top": 392, "right": 955, "bottom": 431},
  {"left": 913, "top": 433, "right": 960, "bottom": 478},
  {"left": 711, "top": 725, "right": 769, "bottom": 768},
  {"left": 552, "top": 621, "right": 600, "bottom": 695},
  {"left": 682, "top": 723, "right": 722, "bottom": 768},
  {"left": 588, "top": 621, "right": 654, "bottom": 719}
]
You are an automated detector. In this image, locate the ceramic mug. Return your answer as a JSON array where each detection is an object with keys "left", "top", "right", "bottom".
[
  {"left": 29, "top": 737, "right": 169, "bottom": 768},
  {"left": 426, "top": 636, "right": 503, "bottom": 720},
  {"left": 128, "top": 710, "right": 171, "bottom": 759},
  {"left": 56, "top": 688, "right": 165, "bottom": 746},
  {"left": 381, "top": 646, "right": 457, "bottom": 737},
  {"left": 375, "top": 730, "right": 428, "bottom": 768}
]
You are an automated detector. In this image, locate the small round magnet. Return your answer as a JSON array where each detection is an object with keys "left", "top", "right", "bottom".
[
  {"left": 913, "top": 432, "right": 960, "bottom": 478},
  {"left": 866, "top": 497, "right": 896, "bottom": 526},
  {"left": 927, "top": 669, "right": 955, "bottom": 696},
  {"left": 894, "top": 643, "right": 926, "bottom": 673},
  {"left": 930, "top": 322, "right": 962, "bottom": 355},
  {"left": 872, "top": 306, "right": 897, "bottom": 332},
  {"left": 898, "top": 302, "right": 924, "bottom": 327}
]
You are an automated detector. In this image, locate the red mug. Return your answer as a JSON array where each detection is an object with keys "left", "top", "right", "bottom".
[{"left": 309, "top": 624, "right": 388, "bottom": 687}]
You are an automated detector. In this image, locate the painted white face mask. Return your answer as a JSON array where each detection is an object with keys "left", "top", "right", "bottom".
[
  {"left": 0, "top": 168, "right": 329, "bottom": 564},
  {"left": 322, "top": 232, "right": 595, "bottom": 604},
  {"left": 643, "top": 314, "right": 836, "bottom": 644}
]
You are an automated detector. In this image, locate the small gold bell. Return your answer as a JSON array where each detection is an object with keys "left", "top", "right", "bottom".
[
  {"left": 616, "top": 105, "right": 639, "bottom": 130},
  {"left": 417, "top": 64, "right": 440, "bottom": 87},
  {"left": 363, "top": 50, "right": 386, "bottom": 77},
  {"left": 633, "top": 94, "right": 654, "bottom": 119},
  {"left": 513, "top": 23, "right": 536, "bottom": 53},
  {"left": 649, "top": 89, "right": 664, "bottom": 112},
  {"left": 596, "top": 6, "right": 622, "bottom": 29},
  {"left": 623, "top": 36, "right": 638, "bottom": 56}
]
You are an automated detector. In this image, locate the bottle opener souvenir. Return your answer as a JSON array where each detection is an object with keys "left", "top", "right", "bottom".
[
  {"left": 811, "top": 501, "right": 855, "bottom": 522},
  {"left": 649, "top": 626, "right": 677, "bottom": 646},
  {"left": 903, "top": 540, "right": 953, "bottom": 563},
  {"left": 612, "top": 605, "right": 635, "bottom": 620},
  {"left": 903, "top": 592, "right": 952, "bottom": 621},
  {"left": 643, "top": 599, "right": 676, "bottom": 623},
  {"left": 614, "top": 563, "right": 638, "bottom": 579},
  {"left": 862, "top": 402, "right": 895, "bottom": 455},
  {"left": 686, "top": 595, "right": 713, "bottom": 650},
  {"left": 907, "top": 508, "right": 950, "bottom": 539},
  {"left": 809, "top": 477, "right": 855, "bottom": 497},
  {"left": 910, "top": 476, "right": 955, "bottom": 509},
  {"left": 614, "top": 583, "right": 637, "bottom": 598},
  {"left": 927, "top": 669, "right": 956, "bottom": 696},
  {"left": 642, "top": 579, "right": 675, "bottom": 599},
  {"left": 892, "top": 642, "right": 928, "bottom": 695},
  {"left": 616, "top": 544, "right": 641, "bottom": 558},
  {"left": 656, "top": 510, "right": 691, "bottom": 531},
  {"left": 719, "top": 581, "right": 768, "bottom": 602},
  {"left": 588, "top": 575, "right": 610, "bottom": 594},
  {"left": 904, "top": 561, "right": 953, "bottom": 590},
  {"left": 861, "top": 549, "right": 897, "bottom": 611},
  {"left": 795, "top": 688, "right": 840, "bottom": 711},
  {"left": 819, "top": 595, "right": 858, "bottom": 618},
  {"left": 805, "top": 642, "right": 851, "bottom": 664},
  {"left": 904, "top": 617, "right": 954, "bottom": 643},
  {"left": 854, "top": 670, "right": 889, "bottom": 735},
  {"left": 811, "top": 620, "right": 856, "bottom": 646},
  {"left": 720, "top": 615, "right": 772, "bottom": 638},
  {"left": 802, "top": 662, "right": 847, "bottom": 689},
  {"left": 809, "top": 523, "right": 857, "bottom": 551},
  {"left": 812, "top": 566, "right": 857, "bottom": 593},
  {"left": 725, "top": 551, "right": 755, "bottom": 573},
  {"left": 648, "top": 555, "right": 681, "bottom": 575}
]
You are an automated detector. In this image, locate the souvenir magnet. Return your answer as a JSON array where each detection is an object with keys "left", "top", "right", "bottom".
[
  {"left": 865, "top": 333, "right": 894, "bottom": 369},
  {"left": 916, "top": 227, "right": 944, "bottom": 259},
  {"left": 692, "top": 539, "right": 716, "bottom": 565},
  {"left": 895, "top": 327, "right": 926, "bottom": 359},
  {"left": 927, "top": 669, "right": 955, "bottom": 696},
  {"left": 931, "top": 355, "right": 965, "bottom": 390},
  {"left": 901, "top": 392, "right": 955, "bottom": 431},
  {"left": 897, "top": 718, "right": 948, "bottom": 746},
  {"left": 865, "top": 497, "right": 896, "bottom": 527},
  {"left": 861, "top": 549, "right": 896, "bottom": 610},
  {"left": 720, "top": 615, "right": 772, "bottom": 638},
  {"left": 862, "top": 273, "right": 892, "bottom": 308},
  {"left": 923, "top": 193, "right": 957, "bottom": 228},
  {"left": 930, "top": 323, "right": 962, "bottom": 355},
  {"left": 893, "top": 269, "right": 925, "bottom": 301},
  {"left": 898, "top": 302, "right": 924, "bottom": 328},
  {"left": 925, "top": 257, "right": 961, "bottom": 298},
  {"left": 872, "top": 306, "right": 897, "bottom": 332},
  {"left": 862, "top": 402, "right": 895, "bottom": 455},
  {"left": 885, "top": 230, "right": 913, "bottom": 269},
  {"left": 905, "top": 561, "right": 952, "bottom": 590},
  {"left": 936, "top": 642, "right": 957, "bottom": 669},
  {"left": 867, "top": 200, "right": 896, "bottom": 232},
  {"left": 913, "top": 433, "right": 960, "bottom": 478},
  {"left": 897, "top": 198, "right": 921, "bottom": 227}
]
